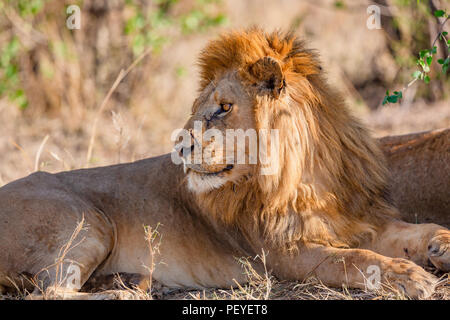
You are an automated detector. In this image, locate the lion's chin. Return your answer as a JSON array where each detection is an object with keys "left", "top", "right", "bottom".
[{"left": 186, "top": 170, "right": 229, "bottom": 194}]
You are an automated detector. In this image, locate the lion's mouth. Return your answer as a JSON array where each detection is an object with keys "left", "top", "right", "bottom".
[{"left": 185, "top": 164, "right": 234, "bottom": 176}]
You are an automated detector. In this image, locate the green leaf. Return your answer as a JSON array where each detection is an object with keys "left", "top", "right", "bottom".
[
  {"left": 412, "top": 70, "right": 422, "bottom": 79},
  {"left": 442, "top": 57, "right": 450, "bottom": 73},
  {"left": 382, "top": 90, "right": 402, "bottom": 105},
  {"left": 438, "top": 58, "right": 445, "bottom": 64},
  {"left": 424, "top": 75, "right": 430, "bottom": 84},
  {"left": 418, "top": 58, "right": 430, "bottom": 72},
  {"left": 387, "top": 96, "right": 398, "bottom": 103},
  {"left": 434, "top": 10, "right": 445, "bottom": 17},
  {"left": 426, "top": 56, "right": 433, "bottom": 66}
]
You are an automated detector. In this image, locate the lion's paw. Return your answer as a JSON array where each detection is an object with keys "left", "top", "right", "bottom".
[
  {"left": 383, "top": 258, "right": 437, "bottom": 299},
  {"left": 427, "top": 230, "right": 450, "bottom": 272}
]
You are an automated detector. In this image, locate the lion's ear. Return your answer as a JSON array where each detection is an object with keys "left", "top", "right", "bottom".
[{"left": 244, "top": 56, "right": 286, "bottom": 99}]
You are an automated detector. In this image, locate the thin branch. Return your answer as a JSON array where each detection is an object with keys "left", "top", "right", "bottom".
[
  {"left": 383, "top": 12, "right": 449, "bottom": 105},
  {"left": 431, "top": 16, "right": 449, "bottom": 49}
]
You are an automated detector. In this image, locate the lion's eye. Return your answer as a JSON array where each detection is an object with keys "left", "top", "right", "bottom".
[{"left": 219, "top": 103, "right": 233, "bottom": 114}]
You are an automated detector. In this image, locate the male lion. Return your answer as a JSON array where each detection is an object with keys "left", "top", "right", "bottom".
[{"left": 0, "top": 30, "right": 449, "bottom": 299}]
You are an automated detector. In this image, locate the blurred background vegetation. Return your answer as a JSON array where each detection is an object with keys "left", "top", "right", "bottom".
[{"left": 0, "top": 0, "right": 449, "bottom": 184}]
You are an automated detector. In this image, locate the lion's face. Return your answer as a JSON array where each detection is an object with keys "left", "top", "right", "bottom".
[
  {"left": 176, "top": 71, "right": 258, "bottom": 193},
  {"left": 175, "top": 46, "right": 291, "bottom": 194}
]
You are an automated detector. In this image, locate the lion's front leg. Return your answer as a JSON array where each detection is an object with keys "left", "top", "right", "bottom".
[
  {"left": 362, "top": 219, "right": 450, "bottom": 271},
  {"left": 268, "top": 244, "right": 437, "bottom": 299}
]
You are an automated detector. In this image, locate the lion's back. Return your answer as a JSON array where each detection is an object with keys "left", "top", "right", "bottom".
[{"left": 379, "top": 129, "right": 450, "bottom": 227}]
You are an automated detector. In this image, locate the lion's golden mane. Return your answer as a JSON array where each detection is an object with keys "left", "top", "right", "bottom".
[{"left": 194, "top": 29, "right": 398, "bottom": 249}]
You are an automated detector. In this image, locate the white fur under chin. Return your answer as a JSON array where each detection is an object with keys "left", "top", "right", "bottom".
[{"left": 187, "top": 172, "right": 228, "bottom": 194}]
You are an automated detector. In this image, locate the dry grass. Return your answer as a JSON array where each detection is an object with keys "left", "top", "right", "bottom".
[
  {"left": 0, "top": 217, "right": 88, "bottom": 300},
  {"left": 139, "top": 252, "right": 450, "bottom": 301}
]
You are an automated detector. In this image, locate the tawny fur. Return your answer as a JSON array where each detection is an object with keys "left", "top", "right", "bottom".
[
  {"left": 379, "top": 128, "right": 450, "bottom": 227},
  {"left": 195, "top": 29, "right": 397, "bottom": 249}
]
